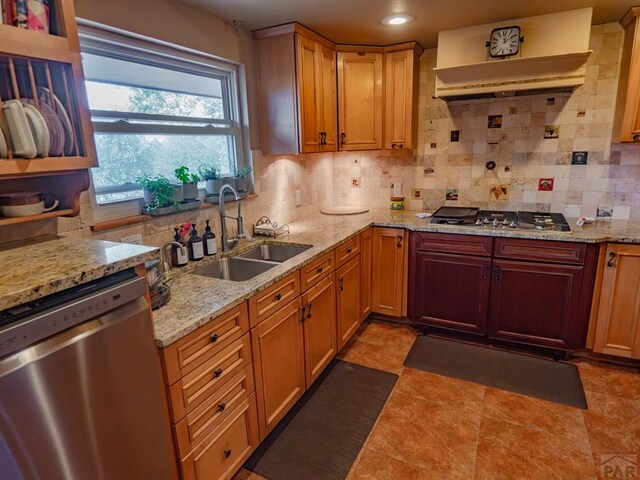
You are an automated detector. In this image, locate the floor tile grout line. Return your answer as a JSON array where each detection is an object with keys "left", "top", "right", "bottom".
[
  {"left": 579, "top": 407, "right": 600, "bottom": 480},
  {"left": 471, "top": 387, "right": 488, "bottom": 480}
]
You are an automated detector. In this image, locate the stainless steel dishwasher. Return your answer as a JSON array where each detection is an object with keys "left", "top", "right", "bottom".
[{"left": 0, "top": 269, "right": 175, "bottom": 480}]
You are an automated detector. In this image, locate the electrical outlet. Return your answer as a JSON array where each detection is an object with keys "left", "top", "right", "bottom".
[
  {"left": 295, "top": 189, "right": 302, "bottom": 207},
  {"left": 121, "top": 234, "right": 143, "bottom": 245}
]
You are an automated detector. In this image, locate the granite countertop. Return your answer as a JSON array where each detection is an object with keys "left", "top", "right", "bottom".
[
  {"left": 152, "top": 209, "right": 640, "bottom": 348},
  {"left": 0, "top": 236, "right": 158, "bottom": 311}
]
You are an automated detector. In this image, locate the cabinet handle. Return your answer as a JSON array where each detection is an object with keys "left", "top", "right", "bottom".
[
  {"left": 482, "top": 265, "right": 489, "bottom": 280},
  {"left": 339, "top": 277, "right": 344, "bottom": 292},
  {"left": 275, "top": 292, "right": 282, "bottom": 301},
  {"left": 224, "top": 449, "right": 232, "bottom": 459},
  {"left": 319, "top": 131, "right": 327, "bottom": 145},
  {"left": 494, "top": 267, "right": 501, "bottom": 282},
  {"left": 398, "top": 144, "right": 404, "bottom": 149},
  {"left": 218, "top": 403, "right": 226, "bottom": 412},
  {"left": 633, "top": 134, "right": 640, "bottom": 142},
  {"left": 307, "top": 302, "right": 312, "bottom": 319},
  {"left": 301, "top": 305, "right": 306, "bottom": 322},
  {"left": 213, "top": 368, "right": 223, "bottom": 378},
  {"left": 391, "top": 143, "right": 398, "bottom": 149},
  {"left": 396, "top": 235, "right": 403, "bottom": 248},
  {"left": 340, "top": 132, "right": 346, "bottom": 145},
  {"left": 316, "top": 266, "right": 323, "bottom": 274},
  {"left": 210, "top": 333, "right": 219, "bottom": 343},
  {"left": 607, "top": 252, "right": 616, "bottom": 267}
]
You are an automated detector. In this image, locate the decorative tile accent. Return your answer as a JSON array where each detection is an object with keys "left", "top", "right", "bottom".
[
  {"left": 596, "top": 207, "right": 613, "bottom": 218},
  {"left": 488, "top": 115, "right": 503, "bottom": 128},
  {"left": 446, "top": 189, "right": 459, "bottom": 201},
  {"left": 546, "top": 97, "right": 556, "bottom": 106},
  {"left": 489, "top": 184, "right": 510, "bottom": 201},
  {"left": 351, "top": 177, "right": 361, "bottom": 188},
  {"left": 412, "top": 189, "right": 424, "bottom": 199},
  {"left": 450, "top": 130, "right": 460, "bottom": 142},
  {"left": 538, "top": 178, "right": 554, "bottom": 191},
  {"left": 571, "top": 151, "right": 589, "bottom": 165},
  {"left": 544, "top": 125, "right": 560, "bottom": 139}
]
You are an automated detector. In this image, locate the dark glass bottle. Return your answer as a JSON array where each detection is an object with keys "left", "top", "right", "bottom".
[
  {"left": 188, "top": 224, "right": 204, "bottom": 261},
  {"left": 203, "top": 220, "right": 217, "bottom": 256},
  {"left": 171, "top": 227, "right": 188, "bottom": 267}
]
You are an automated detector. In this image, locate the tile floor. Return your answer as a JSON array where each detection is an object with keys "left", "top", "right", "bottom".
[{"left": 234, "top": 320, "right": 640, "bottom": 480}]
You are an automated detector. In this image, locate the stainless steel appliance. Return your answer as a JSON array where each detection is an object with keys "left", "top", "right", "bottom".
[
  {"left": 430, "top": 206, "right": 571, "bottom": 232},
  {"left": 0, "top": 269, "right": 175, "bottom": 479}
]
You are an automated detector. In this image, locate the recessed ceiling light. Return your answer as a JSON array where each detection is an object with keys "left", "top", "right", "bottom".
[{"left": 381, "top": 14, "right": 414, "bottom": 26}]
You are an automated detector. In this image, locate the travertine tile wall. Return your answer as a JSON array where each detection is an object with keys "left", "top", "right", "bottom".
[{"left": 333, "top": 22, "right": 640, "bottom": 221}]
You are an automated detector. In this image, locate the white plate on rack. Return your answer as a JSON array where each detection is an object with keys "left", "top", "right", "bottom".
[
  {"left": 2, "top": 100, "right": 37, "bottom": 159},
  {"left": 27, "top": 100, "right": 65, "bottom": 157},
  {"left": 22, "top": 103, "right": 50, "bottom": 157},
  {"left": 38, "top": 87, "right": 75, "bottom": 155},
  {"left": 0, "top": 126, "right": 7, "bottom": 159}
]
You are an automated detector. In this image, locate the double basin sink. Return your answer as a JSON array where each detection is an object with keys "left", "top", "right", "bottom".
[{"left": 188, "top": 244, "right": 311, "bottom": 282}]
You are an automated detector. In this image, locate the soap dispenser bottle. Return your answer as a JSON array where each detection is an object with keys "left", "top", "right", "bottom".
[
  {"left": 188, "top": 223, "right": 204, "bottom": 261},
  {"left": 171, "top": 227, "right": 188, "bottom": 267},
  {"left": 203, "top": 220, "right": 217, "bottom": 256}
]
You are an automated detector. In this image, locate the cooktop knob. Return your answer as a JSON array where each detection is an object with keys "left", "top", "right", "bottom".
[
  {"left": 502, "top": 219, "right": 509, "bottom": 225},
  {"left": 475, "top": 219, "right": 482, "bottom": 226},
  {"left": 492, "top": 218, "right": 498, "bottom": 227},
  {"left": 483, "top": 218, "right": 490, "bottom": 225},
  {"left": 509, "top": 221, "right": 517, "bottom": 228}
]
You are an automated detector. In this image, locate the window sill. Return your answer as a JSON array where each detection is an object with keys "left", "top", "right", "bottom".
[{"left": 90, "top": 194, "right": 258, "bottom": 232}]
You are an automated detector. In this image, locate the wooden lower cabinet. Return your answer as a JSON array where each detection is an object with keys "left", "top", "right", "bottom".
[
  {"left": 180, "top": 394, "right": 259, "bottom": 480},
  {"left": 593, "top": 244, "right": 640, "bottom": 358},
  {"left": 372, "top": 227, "right": 406, "bottom": 317},
  {"left": 487, "top": 259, "right": 587, "bottom": 349},
  {"left": 360, "top": 228, "right": 373, "bottom": 321},
  {"left": 302, "top": 273, "right": 337, "bottom": 386},
  {"left": 251, "top": 297, "right": 305, "bottom": 439},
  {"left": 411, "top": 251, "right": 490, "bottom": 335},
  {"left": 337, "top": 256, "right": 361, "bottom": 349}
]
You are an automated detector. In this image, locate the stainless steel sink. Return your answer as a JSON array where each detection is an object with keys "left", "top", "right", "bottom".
[
  {"left": 188, "top": 257, "right": 277, "bottom": 282},
  {"left": 237, "top": 244, "right": 311, "bottom": 262}
]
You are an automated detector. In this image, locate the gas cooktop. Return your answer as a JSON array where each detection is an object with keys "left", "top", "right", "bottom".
[{"left": 430, "top": 207, "right": 571, "bottom": 232}]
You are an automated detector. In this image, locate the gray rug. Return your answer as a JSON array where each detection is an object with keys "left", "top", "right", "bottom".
[
  {"left": 244, "top": 360, "right": 397, "bottom": 480},
  {"left": 404, "top": 335, "right": 587, "bottom": 409}
]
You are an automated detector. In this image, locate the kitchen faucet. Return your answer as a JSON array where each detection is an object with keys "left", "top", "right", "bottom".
[
  {"left": 160, "top": 241, "right": 187, "bottom": 273},
  {"left": 219, "top": 183, "right": 245, "bottom": 251}
]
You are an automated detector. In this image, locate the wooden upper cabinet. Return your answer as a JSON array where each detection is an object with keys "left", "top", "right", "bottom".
[
  {"left": 0, "top": 0, "right": 97, "bottom": 227},
  {"left": 384, "top": 49, "right": 419, "bottom": 150},
  {"left": 337, "top": 51, "right": 383, "bottom": 150},
  {"left": 372, "top": 227, "right": 407, "bottom": 317},
  {"left": 614, "top": 7, "right": 640, "bottom": 143},
  {"left": 253, "top": 24, "right": 336, "bottom": 155},
  {"left": 593, "top": 244, "right": 640, "bottom": 358}
]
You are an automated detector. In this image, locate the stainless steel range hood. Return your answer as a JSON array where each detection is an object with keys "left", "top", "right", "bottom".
[{"left": 435, "top": 8, "right": 593, "bottom": 101}]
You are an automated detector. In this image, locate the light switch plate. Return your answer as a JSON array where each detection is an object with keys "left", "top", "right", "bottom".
[
  {"left": 121, "top": 234, "right": 143, "bottom": 245},
  {"left": 295, "top": 189, "right": 302, "bottom": 206}
]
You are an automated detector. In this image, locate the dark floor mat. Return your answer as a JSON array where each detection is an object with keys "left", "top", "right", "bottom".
[
  {"left": 244, "top": 360, "right": 397, "bottom": 480},
  {"left": 404, "top": 335, "right": 587, "bottom": 409}
]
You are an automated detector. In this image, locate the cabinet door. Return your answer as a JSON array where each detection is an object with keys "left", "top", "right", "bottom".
[
  {"left": 372, "top": 228, "right": 406, "bottom": 317},
  {"left": 337, "top": 257, "right": 361, "bottom": 349},
  {"left": 384, "top": 50, "right": 417, "bottom": 150},
  {"left": 251, "top": 298, "right": 305, "bottom": 439},
  {"left": 302, "top": 274, "right": 337, "bottom": 385},
  {"left": 488, "top": 259, "right": 585, "bottom": 349},
  {"left": 412, "top": 252, "right": 490, "bottom": 335},
  {"left": 593, "top": 244, "right": 640, "bottom": 358},
  {"left": 319, "top": 44, "right": 337, "bottom": 151},
  {"left": 360, "top": 228, "right": 373, "bottom": 321},
  {"left": 337, "top": 52, "right": 383, "bottom": 150},
  {"left": 296, "top": 34, "right": 322, "bottom": 153}
]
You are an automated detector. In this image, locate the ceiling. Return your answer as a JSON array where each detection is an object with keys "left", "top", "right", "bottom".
[{"left": 177, "top": 0, "right": 638, "bottom": 48}]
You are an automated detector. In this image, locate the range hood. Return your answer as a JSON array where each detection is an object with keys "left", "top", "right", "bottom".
[{"left": 435, "top": 8, "right": 593, "bottom": 101}]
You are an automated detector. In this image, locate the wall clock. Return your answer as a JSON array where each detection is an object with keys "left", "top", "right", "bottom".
[{"left": 486, "top": 26, "right": 523, "bottom": 58}]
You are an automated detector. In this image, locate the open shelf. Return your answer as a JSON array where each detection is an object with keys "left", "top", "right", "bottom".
[
  {"left": 0, "top": 208, "right": 74, "bottom": 227},
  {"left": 0, "top": 156, "right": 96, "bottom": 176}
]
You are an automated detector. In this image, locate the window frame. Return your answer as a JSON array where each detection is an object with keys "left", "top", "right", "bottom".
[{"left": 77, "top": 19, "right": 249, "bottom": 213}]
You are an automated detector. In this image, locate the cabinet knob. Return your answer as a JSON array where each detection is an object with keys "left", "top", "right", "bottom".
[
  {"left": 213, "top": 368, "right": 223, "bottom": 378},
  {"left": 340, "top": 132, "right": 346, "bottom": 145},
  {"left": 391, "top": 143, "right": 398, "bottom": 149},
  {"left": 218, "top": 403, "right": 226, "bottom": 412},
  {"left": 275, "top": 292, "right": 282, "bottom": 301},
  {"left": 224, "top": 449, "right": 232, "bottom": 459},
  {"left": 398, "top": 144, "right": 404, "bottom": 149},
  {"left": 607, "top": 252, "right": 616, "bottom": 267},
  {"left": 482, "top": 265, "right": 489, "bottom": 280},
  {"left": 633, "top": 134, "right": 640, "bottom": 142},
  {"left": 210, "top": 333, "right": 219, "bottom": 343},
  {"left": 346, "top": 247, "right": 352, "bottom": 254},
  {"left": 316, "top": 266, "right": 323, "bottom": 274}
]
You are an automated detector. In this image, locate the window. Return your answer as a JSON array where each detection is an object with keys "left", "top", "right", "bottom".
[{"left": 79, "top": 23, "right": 246, "bottom": 204}]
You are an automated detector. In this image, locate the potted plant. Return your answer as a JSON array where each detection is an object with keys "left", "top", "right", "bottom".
[
  {"left": 174, "top": 166, "right": 200, "bottom": 202},
  {"left": 199, "top": 164, "right": 224, "bottom": 195},
  {"left": 235, "top": 166, "right": 252, "bottom": 193},
  {"left": 136, "top": 174, "right": 178, "bottom": 212}
]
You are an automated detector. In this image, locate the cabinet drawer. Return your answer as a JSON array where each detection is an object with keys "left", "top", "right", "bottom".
[
  {"left": 180, "top": 393, "right": 259, "bottom": 480},
  {"left": 335, "top": 236, "right": 361, "bottom": 268},
  {"left": 169, "top": 334, "right": 252, "bottom": 421},
  {"left": 414, "top": 232, "right": 492, "bottom": 256},
  {"left": 162, "top": 303, "right": 249, "bottom": 386},
  {"left": 249, "top": 271, "right": 301, "bottom": 328},
  {"left": 300, "top": 250, "right": 335, "bottom": 292},
  {"left": 174, "top": 363, "right": 255, "bottom": 460},
  {"left": 494, "top": 238, "right": 586, "bottom": 265}
]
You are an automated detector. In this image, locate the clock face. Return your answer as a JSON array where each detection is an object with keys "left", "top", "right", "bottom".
[{"left": 489, "top": 26, "right": 521, "bottom": 58}]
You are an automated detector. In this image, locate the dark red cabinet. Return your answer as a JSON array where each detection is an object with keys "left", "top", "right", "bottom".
[
  {"left": 412, "top": 251, "right": 490, "bottom": 335},
  {"left": 487, "top": 259, "right": 586, "bottom": 349}
]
